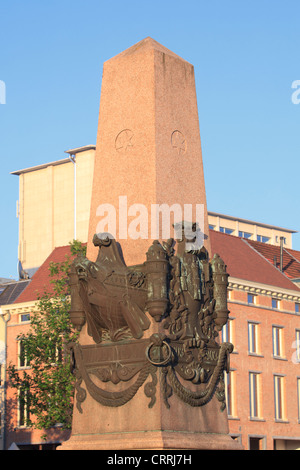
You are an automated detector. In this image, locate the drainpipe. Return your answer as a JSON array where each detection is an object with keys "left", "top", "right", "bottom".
[
  {"left": 68, "top": 154, "right": 77, "bottom": 241},
  {"left": 0, "top": 307, "right": 11, "bottom": 450}
]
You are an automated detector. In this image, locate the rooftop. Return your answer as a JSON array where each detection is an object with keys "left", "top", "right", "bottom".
[
  {"left": 0, "top": 277, "right": 15, "bottom": 284},
  {"left": 14, "top": 245, "right": 79, "bottom": 304},
  {"left": 0, "top": 280, "right": 31, "bottom": 305},
  {"left": 209, "top": 230, "right": 299, "bottom": 291},
  {"left": 246, "top": 238, "right": 300, "bottom": 280},
  {"left": 208, "top": 211, "right": 297, "bottom": 234},
  {"left": 11, "top": 145, "right": 96, "bottom": 175},
  {"left": 14, "top": 232, "right": 299, "bottom": 305},
  {"left": 64, "top": 145, "right": 96, "bottom": 155}
]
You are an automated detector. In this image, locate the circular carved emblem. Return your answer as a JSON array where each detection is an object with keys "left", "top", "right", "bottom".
[
  {"left": 171, "top": 130, "right": 186, "bottom": 156},
  {"left": 115, "top": 129, "right": 134, "bottom": 153}
]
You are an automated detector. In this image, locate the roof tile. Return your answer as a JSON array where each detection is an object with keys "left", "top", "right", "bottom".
[
  {"left": 15, "top": 245, "right": 80, "bottom": 303},
  {"left": 15, "top": 234, "right": 300, "bottom": 305},
  {"left": 210, "top": 230, "right": 299, "bottom": 291},
  {"left": 246, "top": 239, "right": 300, "bottom": 280}
]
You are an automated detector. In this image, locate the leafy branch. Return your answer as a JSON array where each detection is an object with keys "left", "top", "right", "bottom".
[{"left": 7, "top": 240, "right": 86, "bottom": 433}]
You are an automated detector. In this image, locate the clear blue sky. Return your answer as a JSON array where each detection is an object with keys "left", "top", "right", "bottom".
[{"left": 0, "top": 0, "right": 299, "bottom": 279}]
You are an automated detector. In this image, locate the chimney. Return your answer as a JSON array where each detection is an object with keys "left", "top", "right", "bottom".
[{"left": 280, "top": 237, "right": 284, "bottom": 272}]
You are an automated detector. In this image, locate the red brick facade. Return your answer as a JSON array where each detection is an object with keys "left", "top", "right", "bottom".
[
  {"left": 210, "top": 231, "right": 300, "bottom": 450},
  {"left": 227, "top": 292, "right": 300, "bottom": 450},
  {"left": 5, "top": 313, "right": 70, "bottom": 450}
]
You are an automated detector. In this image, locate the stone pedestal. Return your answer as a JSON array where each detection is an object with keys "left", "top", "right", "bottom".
[{"left": 59, "top": 324, "right": 241, "bottom": 451}]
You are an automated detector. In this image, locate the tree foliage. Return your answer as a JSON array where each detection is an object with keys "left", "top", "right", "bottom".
[{"left": 7, "top": 240, "right": 86, "bottom": 432}]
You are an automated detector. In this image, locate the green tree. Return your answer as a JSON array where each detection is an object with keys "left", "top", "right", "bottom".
[{"left": 7, "top": 240, "right": 86, "bottom": 433}]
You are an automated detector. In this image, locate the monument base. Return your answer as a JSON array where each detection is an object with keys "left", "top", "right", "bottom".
[
  {"left": 58, "top": 361, "right": 243, "bottom": 451},
  {"left": 59, "top": 430, "right": 242, "bottom": 451},
  {"left": 58, "top": 315, "right": 243, "bottom": 451}
]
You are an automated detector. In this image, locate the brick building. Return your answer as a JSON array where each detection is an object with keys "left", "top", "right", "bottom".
[
  {"left": 2, "top": 246, "right": 74, "bottom": 450},
  {"left": 0, "top": 278, "right": 30, "bottom": 450},
  {"left": 210, "top": 230, "right": 300, "bottom": 450}
]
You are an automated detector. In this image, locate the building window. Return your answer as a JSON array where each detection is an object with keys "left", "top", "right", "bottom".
[
  {"left": 209, "top": 225, "right": 215, "bottom": 230},
  {"left": 295, "top": 330, "right": 300, "bottom": 364},
  {"left": 222, "top": 318, "right": 235, "bottom": 350},
  {"left": 18, "top": 389, "right": 30, "bottom": 427},
  {"left": 272, "top": 298, "right": 280, "bottom": 309},
  {"left": 220, "top": 226, "right": 234, "bottom": 235},
  {"left": 297, "top": 378, "right": 300, "bottom": 422},
  {"left": 249, "top": 436, "right": 265, "bottom": 450},
  {"left": 272, "top": 326, "right": 285, "bottom": 358},
  {"left": 296, "top": 303, "right": 300, "bottom": 314},
  {"left": 20, "top": 313, "right": 30, "bottom": 323},
  {"left": 49, "top": 342, "right": 63, "bottom": 365},
  {"left": 238, "top": 231, "right": 252, "bottom": 239},
  {"left": 257, "top": 235, "right": 270, "bottom": 243},
  {"left": 247, "top": 293, "right": 256, "bottom": 305},
  {"left": 248, "top": 322, "right": 260, "bottom": 355},
  {"left": 224, "top": 370, "right": 237, "bottom": 417},
  {"left": 275, "top": 236, "right": 287, "bottom": 244},
  {"left": 274, "top": 375, "right": 286, "bottom": 421},
  {"left": 249, "top": 372, "right": 262, "bottom": 419},
  {"left": 19, "top": 340, "right": 29, "bottom": 368}
]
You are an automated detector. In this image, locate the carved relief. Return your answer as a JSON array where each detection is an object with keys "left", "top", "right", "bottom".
[
  {"left": 171, "top": 130, "right": 186, "bottom": 156},
  {"left": 115, "top": 129, "right": 134, "bottom": 153},
  {"left": 69, "top": 224, "right": 233, "bottom": 413}
]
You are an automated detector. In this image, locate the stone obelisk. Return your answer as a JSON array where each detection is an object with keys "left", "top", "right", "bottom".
[
  {"left": 87, "top": 37, "right": 211, "bottom": 265},
  {"left": 60, "top": 38, "right": 242, "bottom": 451}
]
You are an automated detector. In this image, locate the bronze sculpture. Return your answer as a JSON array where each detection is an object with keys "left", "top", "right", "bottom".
[{"left": 68, "top": 224, "right": 233, "bottom": 413}]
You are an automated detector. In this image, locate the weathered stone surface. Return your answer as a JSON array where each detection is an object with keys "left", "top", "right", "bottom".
[{"left": 87, "top": 37, "right": 211, "bottom": 266}]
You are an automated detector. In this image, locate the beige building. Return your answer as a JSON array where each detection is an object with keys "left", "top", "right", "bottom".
[
  {"left": 208, "top": 212, "right": 296, "bottom": 249},
  {"left": 11, "top": 145, "right": 95, "bottom": 276}
]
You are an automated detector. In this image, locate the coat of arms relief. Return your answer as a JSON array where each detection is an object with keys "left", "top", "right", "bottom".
[{"left": 68, "top": 223, "right": 233, "bottom": 413}]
